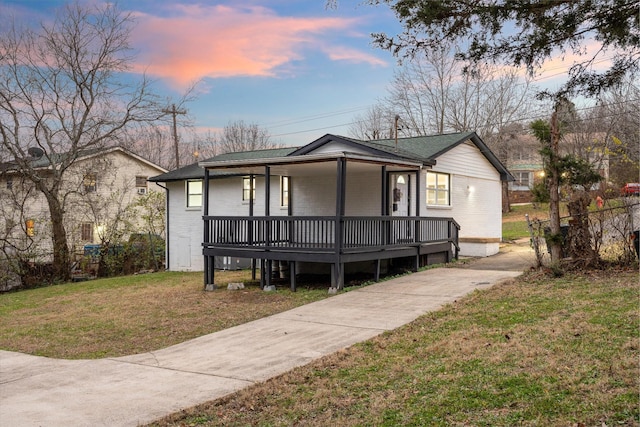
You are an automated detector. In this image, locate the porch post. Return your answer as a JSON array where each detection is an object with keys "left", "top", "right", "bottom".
[
  {"left": 264, "top": 166, "right": 273, "bottom": 290},
  {"left": 333, "top": 157, "right": 346, "bottom": 290},
  {"left": 414, "top": 169, "right": 421, "bottom": 269},
  {"left": 203, "top": 168, "right": 215, "bottom": 290},
  {"left": 381, "top": 165, "right": 387, "bottom": 215},
  {"left": 409, "top": 173, "right": 419, "bottom": 271},
  {"left": 249, "top": 173, "right": 257, "bottom": 283},
  {"left": 415, "top": 169, "right": 421, "bottom": 216},
  {"left": 265, "top": 166, "right": 270, "bottom": 217},
  {"left": 376, "top": 165, "right": 387, "bottom": 282}
]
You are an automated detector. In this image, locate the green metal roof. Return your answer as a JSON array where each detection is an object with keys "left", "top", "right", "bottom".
[
  {"left": 362, "top": 132, "right": 476, "bottom": 159},
  {"left": 211, "top": 147, "right": 298, "bottom": 161},
  {"left": 147, "top": 161, "right": 204, "bottom": 182},
  {"left": 149, "top": 147, "right": 299, "bottom": 182},
  {"left": 149, "top": 132, "right": 513, "bottom": 182}
]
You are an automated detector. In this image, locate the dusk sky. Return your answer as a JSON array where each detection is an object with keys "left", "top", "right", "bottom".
[{"left": 1, "top": 1, "right": 606, "bottom": 148}]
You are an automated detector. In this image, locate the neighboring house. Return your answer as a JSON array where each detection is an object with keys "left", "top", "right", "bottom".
[
  {"left": 504, "top": 133, "right": 544, "bottom": 204},
  {"left": 150, "top": 132, "right": 513, "bottom": 289},
  {"left": 0, "top": 146, "right": 167, "bottom": 262},
  {"left": 505, "top": 133, "right": 610, "bottom": 204}
]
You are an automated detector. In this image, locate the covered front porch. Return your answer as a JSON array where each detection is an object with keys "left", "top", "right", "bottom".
[
  {"left": 200, "top": 147, "right": 460, "bottom": 290},
  {"left": 203, "top": 215, "right": 460, "bottom": 289}
]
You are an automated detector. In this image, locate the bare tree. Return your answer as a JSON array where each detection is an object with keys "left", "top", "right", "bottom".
[
  {"left": 349, "top": 105, "right": 396, "bottom": 140},
  {"left": 384, "top": 45, "right": 458, "bottom": 136},
  {"left": 0, "top": 3, "right": 162, "bottom": 280},
  {"left": 189, "top": 130, "right": 221, "bottom": 160},
  {"left": 217, "top": 120, "right": 279, "bottom": 153},
  {"left": 124, "top": 126, "right": 195, "bottom": 170},
  {"left": 123, "top": 127, "right": 173, "bottom": 170},
  {"left": 376, "top": 45, "right": 538, "bottom": 142},
  {"left": 591, "top": 78, "right": 640, "bottom": 187}
]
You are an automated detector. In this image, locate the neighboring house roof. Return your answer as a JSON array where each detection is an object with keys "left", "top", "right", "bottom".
[{"left": 0, "top": 146, "right": 167, "bottom": 174}]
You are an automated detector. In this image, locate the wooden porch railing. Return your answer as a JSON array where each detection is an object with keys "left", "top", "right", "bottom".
[{"left": 203, "top": 216, "right": 460, "bottom": 255}]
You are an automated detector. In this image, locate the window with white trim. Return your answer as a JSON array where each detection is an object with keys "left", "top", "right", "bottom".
[
  {"left": 426, "top": 172, "right": 450, "bottom": 206},
  {"left": 510, "top": 171, "right": 532, "bottom": 190},
  {"left": 186, "top": 180, "right": 203, "bottom": 208},
  {"left": 242, "top": 176, "right": 256, "bottom": 201},
  {"left": 280, "top": 176, "right": 289, "bottom": 207}
]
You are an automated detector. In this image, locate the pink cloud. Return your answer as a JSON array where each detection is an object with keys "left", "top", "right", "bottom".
[
  {"left": 129, "top": 4, "right": 385, "bottom": 89},
  {"left": 322, "top": 45, "right": 387, "bottom": 66},
  {"left": 537, "top": 39, "right": 613, "bottom": 78}
]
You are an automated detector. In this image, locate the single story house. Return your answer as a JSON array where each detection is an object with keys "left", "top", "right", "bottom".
[{"left": 149, "top": 132, "right": 513, "bottom": 289}]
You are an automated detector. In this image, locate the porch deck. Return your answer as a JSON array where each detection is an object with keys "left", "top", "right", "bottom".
[{"left": 203, "top": 216, "right": 460, "bottom": 289}]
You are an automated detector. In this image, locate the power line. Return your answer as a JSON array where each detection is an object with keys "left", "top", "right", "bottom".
[
  {"left": 262, "top": 105, "right": 371, "bottom": 129},
  {"left": 265, "top": 57, "right": 634, "bottom": 139},
  {"left": 267, "top": 98, "right": 638, "bottom": 140}
]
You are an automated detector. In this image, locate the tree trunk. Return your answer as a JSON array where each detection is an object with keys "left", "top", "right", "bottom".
[
  {"left": 45, "top": 195, "right": 71, "bottom": 282},
  {"left": 548, "top": 110, "right": 563, "bottom": 265},
  {"left": 501, "top": 180, "right": 511, "bottom": 213}
]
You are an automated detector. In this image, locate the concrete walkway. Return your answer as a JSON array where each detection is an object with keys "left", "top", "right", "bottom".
[{"left": 0, "top": 242, "right": 535, "bottom": 427}]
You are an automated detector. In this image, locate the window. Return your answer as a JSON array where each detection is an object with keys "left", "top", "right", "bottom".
[
  {"left": 242, "top": 176, "right": 256, "bottom": 201},
  {"left": 136, "top": 176, "right": 148, "bottom": 195},
  {"left": 512, "top": 145, "right": 533, "bottom": 162},
  {"left": 25, "top": 219, "right": 35, "bottom": 237},
  {"left": 135, "top": 176, "right": 148, "bottom": 187},
  {"left": 516, "top": 172, "right": 531, "bottom": 188},
  {"left": 186, "top": 180, "right": 203, "bottom": 208},
  {"left": 426, "top": 172, "right": 450, "bottom": 206},
  {"left": 509, "top": 171, "right": 532, "bottom": 190},
  {"left": 81, "top": 222, "right": 94, "bottom": 241},
  {"left": 83, "top": 173, "right": 97, "bottom": 193},
  {"left": 280, "top": 176, "right": 289, "bottom": 207}
]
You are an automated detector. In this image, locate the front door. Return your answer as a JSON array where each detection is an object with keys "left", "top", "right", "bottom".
[{"left": 390, "top": 173, "right": 409, "bottom": 216}]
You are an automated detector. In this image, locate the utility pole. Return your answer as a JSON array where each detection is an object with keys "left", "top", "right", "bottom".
[{"left": 162, "top": 104, "right": 186, "bottom": 168}]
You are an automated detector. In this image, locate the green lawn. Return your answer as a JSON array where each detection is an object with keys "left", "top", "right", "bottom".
[
  {"left": 502, "top": 219, "right": 530, "bottom": 241},
  {"left": 0, "top": 271, "right": 331, "bottom": 359},
  {"left": 502, "top": 204, "right": 549, "bottom": 241},
  {"left": 151, "top": 269, "right": 640, "bottom": 427}
]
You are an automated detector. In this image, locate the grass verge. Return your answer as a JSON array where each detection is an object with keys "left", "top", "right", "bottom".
[
  {"left": 0, "top": 271, "right": 330, "bottom": 359},
  {"left": 149, "top": 268, "right": 639, "bottom": 427}
]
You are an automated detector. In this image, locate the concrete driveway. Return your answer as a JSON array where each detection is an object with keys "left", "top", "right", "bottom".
[{"left": 0, "top": 242, "right": 534, "bottom": 427}]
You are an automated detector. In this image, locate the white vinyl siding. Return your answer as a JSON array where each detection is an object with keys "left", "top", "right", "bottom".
[{"left": 423, "top": 140, "right": 503, "bottom": 255}]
